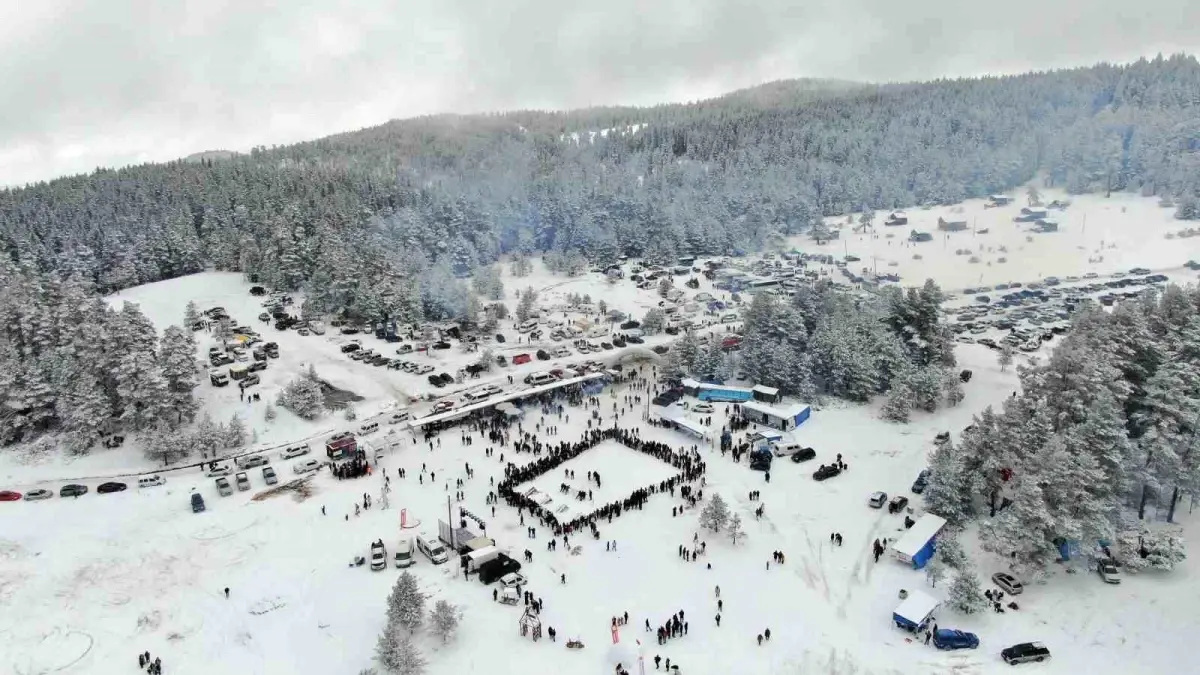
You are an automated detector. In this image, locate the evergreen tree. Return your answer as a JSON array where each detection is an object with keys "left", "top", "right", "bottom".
[
  {"left": 278, "top": 376, "right": 326, "bottom": 419},
  {"left": 998, "top": 343, "right": 1015, "bottom": 371},
  {"left": 641, "top": 309, "right": 666, "bottom": 335},
  {"left": 142, "top": 422, "right": 190, "bottom": 466},
  {"left": 947, "top": 565, "right": 988, "bottom": 614},
  {"left": 728, "top": 513, "right": 745, "bottom": 545},
  {"left": 924, "top": 439, "right": 972, "bottom": 526},
  {"left": 881, "top": 382, "right": 912, "bottom": 422},
  {"left": 429, "top": 599, "right": 461, "bottom": 643},
  {"left": 114, "top": 351, "right": 168, "bottom": 431},
  {"left": 925, "top": 558, "right": 947, "bottom": 588},
  {"left": 225, "top": 413, "right": 247, "bottom": 448},
  {"left": 387, "top": 571, "right": 427, "bottom": 634},
  {"left": 159, "top": 325, "right": 199, "bottom": 425},
  {"left": 700, "top": 493, "right": 730, "bottom": 532},
  {"left": 183, "top": 301, "right": 201, "bottom": 329}
]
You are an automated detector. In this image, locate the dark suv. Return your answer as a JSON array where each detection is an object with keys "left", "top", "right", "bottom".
[{"left": 1001, "top": 642, "right": 1050, "bottom": 665}]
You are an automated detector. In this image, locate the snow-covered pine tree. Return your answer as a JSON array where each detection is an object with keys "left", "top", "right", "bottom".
[
  {"left": 388, "top": 571, "right": 427, "bottom": 634},
  {"left": 183, "top": 301, "right": 201, "bottom": 330},
  {"left": 515, "top": 288, "right": 538, "bottom": 323},
  {"left": 159, "top": 325, "right": 199, "bottom": 425},
  {"left": 881, "top": 381, "right": 912, "bottom": 422},
  {"left": 700, "top": 493, "right": 730, "bottom": 532},
  {"left": 657, "top": 277, "right": 672, "bottom": 298},
  {"left": 391, "top": 635, "right": 426, "bottom": 675},
  {"left": 942, "top": 370, "right": 965, "bottom": 407},
  {"left": 947, "top": 565, "right": 987, "bottom": 614},
  {"left": 935, "top": 531, "right": 968, "bottom": 571},
  {"left": 114, "top": 350, "right": 168, "bottom": 431},
  {"left": 277, "top": 376, "right": 325, "bottom": 419},
  {"left": 924, "top": 439, "right": 971, "bottom": 526},
  {"left": 728, "top": 513, "right": 745, "bottom": 545},
  {"left": 225, "top": 413, "right": 246, "bottom": 448},
  {"left": 998, "top": 343, "right": 1015, "bottom": 371},
  {"left": 142, "top": 422, "right": 190, "bottom": 466},
  {"left": 925, "top": 558, "right": 947, "bottom": 588},
  {"left": 429, "top": 599, "right": 461, "bottom": 643},
  {"left": 641, "top": 308, "right": 666, "bottom": 335}
]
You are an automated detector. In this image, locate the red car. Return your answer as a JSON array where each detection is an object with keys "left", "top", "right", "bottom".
[
  {"left": 512, "top": 353, "right": 532, "bottom": 365},
  {"left": 0, "top": 490, "right": 22, "bottom": 501}
]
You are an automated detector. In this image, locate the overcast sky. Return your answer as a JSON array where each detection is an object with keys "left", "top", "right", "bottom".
[{"left": 1, "top": 0, "right": 1196, "bottom": 187}]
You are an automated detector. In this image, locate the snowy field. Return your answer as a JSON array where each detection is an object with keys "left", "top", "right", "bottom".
[
  {"left": 798, "top": 189, "right": 1200, "bottom": 291},
  {"left": 2, "top": 188, "right": 1199, "bottom": 674},
  {"left": 514, "top": 441, "right": 680, "bottom": 521}
]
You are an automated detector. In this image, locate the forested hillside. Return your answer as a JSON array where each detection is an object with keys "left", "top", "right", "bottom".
[{"left": 2, "top": 55, "right": 1199, "bottom": 324}]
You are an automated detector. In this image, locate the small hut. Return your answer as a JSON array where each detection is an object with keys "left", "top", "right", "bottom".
[{"left": 519, "top": 607, "right": 543, "bottom": 641}]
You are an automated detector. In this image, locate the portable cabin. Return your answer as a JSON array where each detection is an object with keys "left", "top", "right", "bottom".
[
  {"left": 326, "top": 435, "right": 358, "bottom": 460},
  {"left": 752, "top": 385, "right": 782, "bottom": 404},
  {"left": 893, "top": 590, "right": 940, "bottom": 633},
  {"left": 891, "top": 514, "right": 947, "bottom": 569},
  {"left": 937, "top": 217, "right": 968, "bottom": 232},
  {"left": 739, "top": 401, "right": 812, "bottom": 431}
]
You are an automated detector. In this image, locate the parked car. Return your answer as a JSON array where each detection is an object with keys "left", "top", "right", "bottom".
[
  {"left": 789, "top": 447, "right": 817, "bottom": 463},
  {"left": 191, "top": 492, "right": 206, "bottom": 513},
  {"left": 370, "top": 541, "right": 388, "bottom": 571},
  {"left": 499, "top": 572, "right": 527, "bottom": 588},
  {"left": 340, "top": 342, "right": 361, "bottom": 353},
  {"left": 294, "top": 459, "right": 321, "bottom": 475},
  {"left": 216, "top": 477, "right": 233, "bottom": 496},
  {"left": 98, "top": 481, "right": 127, "bottom": 494},
  {"left": 60, "top": 484, "right": 89, "bottom": 497},
  {"left": 138, "top": 475, "right": 166, "bottom": 488},
  {"left": 0, "top": 490, "right": 21, "bottom": 501},
  {"left": 868, "top": 491, "right": 888, "bottom": 508},
  {"left": 263, "top": 466, "right": 279, "bottom": 486},
  {"left": 911, "top": 469, "right": 931, "bottom": 494},
  {"left": 433, "top": 400, "right": 456, "bottom": 413},
  {"left": 1098, "top": 560, "right": 1122, "bottom": 584},
  {"left": 206, "top": 464, "right": 232, "bottom": 477},
  {"left": 692, "top": 402, "right": 714, "bottom": 414},
  {"left": 992, "top": 572, "right": 1024, "bottom": 595},
  {"left": 888, "top": 495, "right": 909, "bottom": 513},
  {"left": 23, "top": 488, "right": 53, "bottom": 501},
  {"left": 812, "top": 465, "right": 841, "bottom": 481},
  {"left": 235, "top": 472, "right": 251, "bottom": 491},
  {"left": 1001, "top": 642, "right": 1050, "bottom": 665},
  {"left": 933, "top": 629, "right": 980, "bottom": 650},
  {"left": 280, "top": 445, "right": 310, "bottom": 460}
]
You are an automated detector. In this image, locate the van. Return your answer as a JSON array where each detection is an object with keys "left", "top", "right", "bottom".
[
  {"left": 210, "top": 371, "right": 229, "bottom": 386},
  {"left": 518, "top": 319, "right": 539, "bottom": 333},
  {"left": 394, "top": 538, "right": 415, "bottom": 568},
  {"left": 552, "top": 346, "right": 571, "bottom": 358},
  {"left": 416, "top": 533, "right": 449, "bottom": 564},
  {"left": 191, "top": 492, "right": 206, "bottom": 513},
  {"left": 586, "top": 325, "right": 609, "bottom": 338},
  {"left": 463, "top": 390, "right": 493, "bottom": 404},
  {"left": 138, "top": 475, "right": 165, "bottom": 489},
  {"left": 388, "top": 409, "right": 411, "bottom": 425},
  {"left": 308, "top": 320, "right": 326, "bottom": 335},
  {"left": 358, "top": 421, "right": 380, "bottom": 436},
  {"left": 524, "top": 372, "right": 556, "bottom": 387},
  {"left": 235, "top": 472, "right": 251, "bottom": 491},
  {"left": 235, "top": 454, "right": 269, "bottom": 470},
  {"left": 229, "top": 364, "right": 249, "bottom": 380},
  {"left": 466, "top": 545, "right": 502, "bottom": 573},
  {"left": 772, "top": 443, "right": 804, "bottom": 458},
  {"left": 216, "top": 477, "right": 233, "bottom": 496},
  {"left": 721, "top": 313, "right": 738, "bottom": 323},
  {"left": 262, "top": 466, "right": 278, "bottom": 485}
]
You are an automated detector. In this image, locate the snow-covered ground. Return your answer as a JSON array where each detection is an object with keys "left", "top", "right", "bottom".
[
  {"left": 797, "top": 188, "right": 1200, "bottom": 291},
  {"left": 3, "top": 189, "right": 1199, "bottom": 675}
]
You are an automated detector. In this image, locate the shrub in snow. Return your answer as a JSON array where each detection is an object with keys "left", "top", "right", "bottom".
[
  {"left": 700, "top": 494, "right": 729, "bottom": 532},
  {"left": 947, "top": 566, "right": 988, "bottom": 614},
  {"left": 429, "top": 599, "right": 461, "bottom": 643},
  {"left": 343, "top": 407, "right": 358, "bottom": 421}
]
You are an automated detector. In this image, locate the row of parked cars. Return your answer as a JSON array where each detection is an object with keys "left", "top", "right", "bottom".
[{"left": 1, "top": 475, "right": 166, "bottom": 502}]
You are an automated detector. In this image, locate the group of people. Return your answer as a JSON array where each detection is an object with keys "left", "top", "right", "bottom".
[
  {"left": 330, "top": 449, "right": 372, "bottom": 480},
  {"left": 136, "top": 651, "right": 163, "bottom": 674}
]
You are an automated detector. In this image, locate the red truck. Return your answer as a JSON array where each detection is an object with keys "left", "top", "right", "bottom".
[{"left": 721, "top": 335, "right": 743, "bottom": 352}]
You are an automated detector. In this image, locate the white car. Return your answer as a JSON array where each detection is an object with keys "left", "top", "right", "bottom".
[
  {"left": 417, "top": 364, "right": 435, "bottom": 375},
  {"left": 206, "top": 464, "right": 233, "bottom": 477},
  {"left": 281, "top": 445, "right": 310, "bottom": 460},
  {"left": 868, "top": 491, "right": 888, "bottom": 508},
  {"left": 499, "top": 572, "right": 527, "bottom": 588},
  {"left": 692, "top": 402, "right": 714, "bottom": 414},
  {"left": 1098, "top": 560, "right": 1122, "bottom": 584},
  {"left": 23, "top": 488, "right": 53, "bottom": 501},
  {"left": 293, "top": 459, "right": 321, "bottom": 475},
  {"left": 433, "top": 400, "right": 456, "bottom": 413}
]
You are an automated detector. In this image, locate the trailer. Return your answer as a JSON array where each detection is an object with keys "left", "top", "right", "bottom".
[
  {"left": 891, "top": 513, "right": 947, "bottom": 569},
  {"left": 893, "top": 590, "right": 940, "bottom": 633},
  {"left": 325, "top": 435, "right": 358, "bottom": 460}
]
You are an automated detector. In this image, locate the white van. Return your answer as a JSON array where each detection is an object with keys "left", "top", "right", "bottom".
[
  {"left": 524, "top": 372, "right": 556, "bottom": 387},
  {"left": 721, "top": 313, "right": 738, "bottom": 323},
  {"left": 235, "top": 454, "right": 269, "bottom": 470},
  {"left": 518, "top": 319, "right": 539, "bottom": 333},
  {"left": 358, "top": 421, "right": 380, "bottom": 436},
  {"left": 772, "top": 443, "right": 802, "bottom": 457},
  {"left": 463, "top": 389, "right": 494, "bottom": 404},
  {"left": 388, "top": 409, "right": 411, "bottom": 425},
  {"left": 416, "top": 533, "right": 448, "bottom": 564},
  {"left": 138, "top": 475, "right": 165, "bottom": 489},
  {"left": 229, "top": 363, "right": 250, "bottom": 380},
  {"left": 586, "top": 325, "right": 609, "bottom": 338},
  {"left": 308, "top": 320, "right": 327, "bottom": 335},
  {"left": 394, "top": 538, "right": 415, "bottom": 568}
]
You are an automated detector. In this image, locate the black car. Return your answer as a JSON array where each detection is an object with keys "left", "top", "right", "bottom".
[
  {"left": 812, "top": 464, "right": 842, "bottom": 481},
  {"left": 437, "top": 373, "right": 455, "bottom": 386},
  {"left": 789, "top": 447, "right": 817, "bottom": 463},
  {"left": 911, "top": 469, "right": 931, "bottom": 494},
  {"left": 536, "top": 349, "right": 550, "bottom": 360},
  {"left": 432, "top": 341, "right": 451, "bottom": 350},
  {"left": 248, "top": 360, "right": 268, "bottom": 373},
  {"left": 620, "top": 320, "right": 641, "bottom": 330},
  {"left": 98, "top": 481, "right": 128, "bottom": 494},
  {"left": 429, "top": 374, "right": 445, "bottom": 387},
  {"left": 340, "top": 343, "right": 361, "bottom": 353},
  {"left": 249, "top": 286, "right": 267, "bottom": 296},
  {"left": 1001, "top": 642, "right": 1050, "bottom": 665},
  {"left": 626, "top": 335, "right": 644, "bottom": 344},
  {"left": 60, "top": 484, "right": 88, "bottom": 497},
  {"left": 652, "top": 345, "right": 669, "bottom": 354},
  {"left": 495, "top": 334, "right": 506, "bottom": 343}
]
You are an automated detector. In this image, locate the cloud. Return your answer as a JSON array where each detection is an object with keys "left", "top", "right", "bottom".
[{"left": 0, "top": 0, "right": 1196, "bottom": 186}]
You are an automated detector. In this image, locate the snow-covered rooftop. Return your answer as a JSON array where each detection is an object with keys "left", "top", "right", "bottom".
[{"left": 892, "top": 513, "right": 947, "bottom": 558}]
